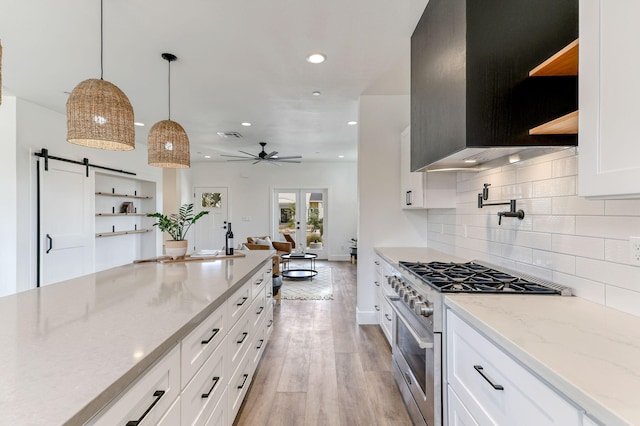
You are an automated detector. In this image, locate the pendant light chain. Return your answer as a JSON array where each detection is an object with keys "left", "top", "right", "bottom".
[{"left": 100, "top": 0, "right": 104, "bottom": 80}]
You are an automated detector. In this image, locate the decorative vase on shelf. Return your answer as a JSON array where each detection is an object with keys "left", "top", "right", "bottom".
[{"left": 165, "top": 240, "right": 188, "bottom": 259}]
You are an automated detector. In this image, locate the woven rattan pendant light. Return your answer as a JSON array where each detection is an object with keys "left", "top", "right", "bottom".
[
  {"left": 66, "top": 0, "right": 134, "bottom": 150},
  {"left": 147, "top": 53, "right": 190, "bottom": 168}
]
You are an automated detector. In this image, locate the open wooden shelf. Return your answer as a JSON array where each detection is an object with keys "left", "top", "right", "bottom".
[
  {"left": 96, "top": 229, "right": 152, "bottom": 238},
  {"left": 96, "top": 213, "right": 148, "bottom": 217},
  {"left": 529, "top": 110, "right": 578, "bottom": 135},
  {"left": 529, "top": 39, "right": 579, "bottom": 77},
  {"left": 95, "top": 192, "right": 152, "bottom": 199}
]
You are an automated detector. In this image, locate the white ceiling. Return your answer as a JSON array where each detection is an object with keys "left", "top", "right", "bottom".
[{"left": 0, "top": 0, "right": 427, "bottom": 164}]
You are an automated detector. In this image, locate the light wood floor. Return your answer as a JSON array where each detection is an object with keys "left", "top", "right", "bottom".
[{"left": 234, "top": 260, "right": 412, "bottom": 426}]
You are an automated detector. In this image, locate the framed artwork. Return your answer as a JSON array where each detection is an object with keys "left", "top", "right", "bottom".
[{"left": 202, "top": 192, "right": 222, "bottom": 208}]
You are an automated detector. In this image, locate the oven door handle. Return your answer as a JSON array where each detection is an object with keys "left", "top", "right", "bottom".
[{"left": 387, "top": 296, "right": 433, "bottom": 350}]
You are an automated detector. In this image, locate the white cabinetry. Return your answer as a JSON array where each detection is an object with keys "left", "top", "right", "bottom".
[
  {"left": 579, "top": 0, "right": 640, "bottom": 197},
  {"left": 400, "top": 126, "right": 456, "bottom": 209},
  {"left": 374, "top": 255, "right": 396, "bottom": 345},
  {"left": 88, "top": 346, "right": 181, "bottom": 426},
  {"left": 446, "top": 310, "right": 582, "bottom": 425}
]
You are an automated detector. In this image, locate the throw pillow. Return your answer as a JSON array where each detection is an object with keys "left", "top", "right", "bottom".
[{"left": 254, "top": 237, "right": 271, "bottom": 246}]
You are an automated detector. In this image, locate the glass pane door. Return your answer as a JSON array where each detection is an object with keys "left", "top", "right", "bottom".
[{"left": 274, "top": 189, "right": 327, "bottom": 259}]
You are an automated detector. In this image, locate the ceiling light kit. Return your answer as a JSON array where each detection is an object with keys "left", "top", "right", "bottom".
[
  {"left": 147, "top": 53, "right": 190, "bottom": 168},
  {"left": 66, "top": 0, "right": 135, "bottom": 151},
  {"left": 306, "top": 53, "right": 326, "bottom": 64},
  {"left": 221, "top": 142, "right": 302, "bottom": 165},
  {"left": 241, "top": 122, "right": 252, "bottom": 127},
  {"left": 312, "top": 91, "right": 321, "bottom": 96}
]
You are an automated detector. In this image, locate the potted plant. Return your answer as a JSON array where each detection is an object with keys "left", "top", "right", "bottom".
[{"left": 148, "top": 203, "right": 208, "bottom": 259}]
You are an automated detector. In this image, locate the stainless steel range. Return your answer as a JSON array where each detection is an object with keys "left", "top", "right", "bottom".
[{"left": 386, "top": 260, "right": 571, "bottom": 426}]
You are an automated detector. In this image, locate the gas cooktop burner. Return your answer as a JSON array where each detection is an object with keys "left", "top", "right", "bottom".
[{"left": 399, "top": 261, "right": 566, "bottom": 295}]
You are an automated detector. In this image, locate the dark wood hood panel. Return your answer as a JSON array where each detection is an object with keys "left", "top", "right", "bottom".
[{"left": 411, "top": 0, "right": 578, "bottom": 172}]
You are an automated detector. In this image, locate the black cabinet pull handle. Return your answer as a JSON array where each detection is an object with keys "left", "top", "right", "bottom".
[
  {"left": 237, "top": 332, "right": 248, "bottom": 344},
  {"left": 256, "top": 339, "right": 264, "bottom": 350},
  {"left": 267, "top": 319, "right": 273, "bottom": 328},
  {"left": 374, "top": 305, "right": 380, "bottom": 311},
  {"left": 256, "top": 306, "right": 264, "bottom": 315},
  {"left": 125, "top": 390, "right": 165, "bottom": 426},
  {"left": 201, "top": 328, "right": 220, "bottom": 344},
  {"left": 385, "top": 314, "right": 392, "bottom": 321},
  {"left": 474, "top": 365, "right": 504, "bottom": 390},
  {"left": 237, "top": 373, "right": 249, "bottom": 389},
  {"left": 255, "top": 278, "right": 264, "bottom": 285},
  {"left": 236, "top": 296, "right": 248, "bottom": 306},
  {"left": 374, "top": 261, "right": 380, "bottom": 265},
  {"left": 375, "top": 281, "right": 380, "bottom": 286},
  {"left": 46, "top": 234, "right": 53, "bottom": 254},
  {"left": 201, "top": 376, "right": 220, "bottom": 398}
]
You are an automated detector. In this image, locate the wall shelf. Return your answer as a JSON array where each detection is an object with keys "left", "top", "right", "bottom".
[
  {"left": 95, "top": 192, "right": 152, "bottom": 199},
  {"left": 96, "top": 213, "right": 148, "bottom": 217},
  {"left": 96, "top": 229, "right": 152, "bottom": 238},
  {"left": 529, "top": 39, "right": 579, "bottom": 76},
  {"left": 529, "top": 110, "right": 579, "bottom": 135}
]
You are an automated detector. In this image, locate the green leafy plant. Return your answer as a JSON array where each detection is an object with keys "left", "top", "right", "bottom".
[{"left": 148, "top": 203, "right": 208, "bottom": 241}]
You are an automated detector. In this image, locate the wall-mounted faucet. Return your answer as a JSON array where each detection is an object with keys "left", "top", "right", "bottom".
[{"left": 477, "top": 183, "right": 525, "bottom": 225}]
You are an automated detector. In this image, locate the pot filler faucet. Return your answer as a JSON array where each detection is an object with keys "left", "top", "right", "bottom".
[{"left": 477, "top": 183, "right": 525, "bottom": 225}]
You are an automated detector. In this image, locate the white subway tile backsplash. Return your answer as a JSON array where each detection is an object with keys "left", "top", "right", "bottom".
[
  {"left": 532, "top": 250, "right": 576, "bottom": 275},
  {"left": 606, "top": 286, "right": 640, "bottom": 318},
  {"left": 532, "top": 215, "right": 576, "bottom": 234},
  {"left": 532, "top": 176, "right": 576, "bottom": 198},
  {"left": 552, "top": 196, "right": 605, "bottom": 216},
  {"left": 427, "top": 150, "right": 640, "bottom": 317},
  {"left": 552, "top": 272, "right": 605, "bottom": 304},
  {"left": 551, "top": 234, "right": 604, "bottom": 259},
  {"left": 576, "top": 257, "right": 640, "bottom": 292},
  {"left": 575, "top": 216, "right": 640, "bottom": 240},
  {"left": 605, "top": 199, "right": 640, "bottom": 216}
]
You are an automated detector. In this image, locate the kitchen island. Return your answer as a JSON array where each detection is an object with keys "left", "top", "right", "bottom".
[
  {"left": 375, "top": 246, "right": 639, "bottom": 426},
  {"left": 0, "top": 250, "right": 274, "bottom": 425}
]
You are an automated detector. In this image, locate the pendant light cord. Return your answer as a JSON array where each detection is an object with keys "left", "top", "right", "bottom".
[
  {"left": 100, "top": 0, "right": 104, "bottom": 80},
  {"left": 168, "top": 59, "right": 171, "bottom": 120}
]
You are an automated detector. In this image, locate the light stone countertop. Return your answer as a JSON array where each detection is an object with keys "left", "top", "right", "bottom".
[
  {"left": 374, "top": 246, "right": 639, "bottom": 426},
  {"left": 0, "top": 250, "right": 273, "bottom": 425}
]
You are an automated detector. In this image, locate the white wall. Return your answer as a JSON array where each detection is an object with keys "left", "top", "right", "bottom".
[
  {"left": 356, "top": 94, "right": 430, "bottom": 323},
  {"left": 188, "top": 160, "right": 357, "bottom": 261},
  {"left": 11, "top": 98, "right": 162, "bottom": 292},
  {"left": 427, "top": 147, "right": 640, "bottom": 317},
  {"left": 0, "top": 97, "right": 18, "bottom": 297}
]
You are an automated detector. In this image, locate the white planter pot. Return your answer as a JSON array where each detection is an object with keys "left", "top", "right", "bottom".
[{"left": 165, "top": 240, "right": 188, "bottom": 259}]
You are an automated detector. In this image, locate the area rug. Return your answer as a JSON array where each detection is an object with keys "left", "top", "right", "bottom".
[{"left": 281, "top": 267, "right": 333, "bottom": 300}]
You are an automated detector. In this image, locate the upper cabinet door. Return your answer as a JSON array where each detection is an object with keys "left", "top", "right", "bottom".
[{"left": 579, "top": 0, "right": 640, "bottom": 198}]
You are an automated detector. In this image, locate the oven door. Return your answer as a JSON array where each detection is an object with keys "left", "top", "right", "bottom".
[{"left": 388, "top": 296, "right": 441, "bottom": 426}]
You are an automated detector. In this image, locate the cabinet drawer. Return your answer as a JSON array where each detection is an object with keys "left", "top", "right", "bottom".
[
  {"left": 181, "top": 303, "right": 227, "bottom": 389},
  {"left": 88, "top": 345, "right": 180, "bottom": 426},
  {"left": 447, "top": 311, "right": 581, "bottom": 425},
  {"left": 228, "top": 351, "right": 255, "bottom": 422},
  {"left": 380, "top": 296, "right": 393, "bottom": 344},
  {"left": 252, "top": 320, "right": 268, "bottom": 367},
  {"left": 250, "top": 287, "right": 268, "bottom": 330},
  {"left": 182, "top": 338, "right": 227, "bottom": 426},
  {"left": 447, "top": 385, "right": 479, "bottom": 426},
  {"left": 228, "top": 310, "right": 253, "bottom": 374},
  {"left": 157, "top": 396, "right": 181, "bottom": 426},
  {"left": 204, "top": 388, "right": 227, "bottom": 426},
  {"left": 265, "top": 303, "right": 274, "bottom": 340},
  {"left": 227, "top": 281, "right": 251, "bottom": 327},
  {"left": 251, "top": 268, "right": 267, "bottom": 301}
]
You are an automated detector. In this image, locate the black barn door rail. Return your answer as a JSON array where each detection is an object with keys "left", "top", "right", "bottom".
[{"left": 34, "top": 148, "right": 136, "bottom": 177}]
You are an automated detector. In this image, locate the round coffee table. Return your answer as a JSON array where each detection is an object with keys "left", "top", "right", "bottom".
[{"left": 280, "top": 253, "right": 318, "bottom": 280}]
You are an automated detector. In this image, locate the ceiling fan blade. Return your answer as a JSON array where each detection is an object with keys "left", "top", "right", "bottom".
[
  {"left": 271, "top": 159, "right": 301, "bottom": 163},
  {"left": 265, "top": 151, "right": 279, "bottom": 159},
  {"left": 238, "top": 150, "right": 259, "bottom": 157},
  {"left": 272, "top": 155, "right": 302, "bottom": 160},
  {"left": 225, "top": 158, "right": 254, "bottom": 162}
]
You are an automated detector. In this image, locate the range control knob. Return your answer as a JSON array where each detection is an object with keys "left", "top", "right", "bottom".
[
  {"left": 398, "top": 285, "right": 410, "bottom": 298},
  {"left": 414, "top": 302, "right": 434, "bottom": 317},
  {"left": 403, "top": 291, "right": 417, "bottom": 304},
  {"left": 409, "top": 295, "right": 423, "bottom": 309}
]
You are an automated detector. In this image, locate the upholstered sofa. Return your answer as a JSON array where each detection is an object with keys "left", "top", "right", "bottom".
[{"left": 244, "top": 236, "right": 291, "bottom": 303}]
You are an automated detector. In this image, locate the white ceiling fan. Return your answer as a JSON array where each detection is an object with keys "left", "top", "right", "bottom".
[{"left": 221, "top": 142, "right": 302, "bottom": 165}]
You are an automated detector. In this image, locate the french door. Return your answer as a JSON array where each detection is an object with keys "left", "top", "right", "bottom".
[{"left": 273, "top": 188, "right": 327, "bottom": 259}]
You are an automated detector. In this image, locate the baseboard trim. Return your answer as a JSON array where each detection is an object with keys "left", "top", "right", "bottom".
[{"left": 356, "top": 307, "right": 378, "bottom": 325}]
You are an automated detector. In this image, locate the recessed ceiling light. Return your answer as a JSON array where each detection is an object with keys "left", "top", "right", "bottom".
[
  {"left": 134, "top": 122, "right": 145, "bottom": 127},
  {"left": 339, "top": 155, "right": 344, "bottom": 158},
  {"left": 347, "top": 121, "right": 357, "bottom": 126},
  {"left": 312, "top": 91, "right": 321, "bottom": 96},
  {"left": 241, "top": 122, "right": 252, "bottom": 127},
  {"left": 306, "top": 53, "right": 326, "bottom": 64},
  {"left": 204, "top": 155, "right": 211, "bottom": 159},
  {"left": 464, "top": 159, "right": 477, "bottom": 163}
]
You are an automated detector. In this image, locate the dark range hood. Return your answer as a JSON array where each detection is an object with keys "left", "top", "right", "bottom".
[{"left": 410, "top": 0, "right": 578, "bottom": 172}]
